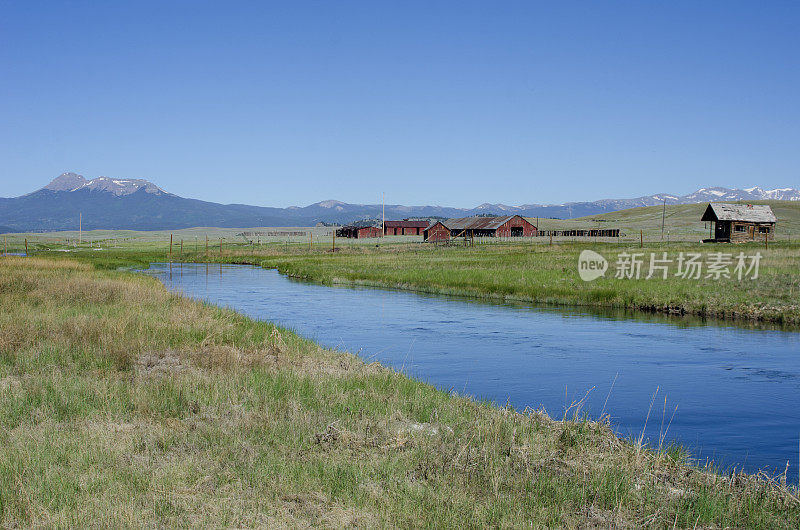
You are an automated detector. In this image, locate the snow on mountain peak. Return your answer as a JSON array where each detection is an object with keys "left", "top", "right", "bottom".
[
  {"left": 317, "top": 200, "right": 346, "bottom": 208},
  {"left": 44, "top": 172, "right": 87, "bottom": 191},
  {"left": 42, "top": 173, "right": 166, "bottom": 196}
]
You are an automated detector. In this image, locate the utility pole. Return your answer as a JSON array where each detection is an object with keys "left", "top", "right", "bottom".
[
  {"left": 382, "top": 193, "right": 385, "bottom": 239},
  {"left": 661, "top": 198, "right": 666, "bottom": 240},
  {"left": 79, "top": 212, "right": 82, "bottom": 245}
]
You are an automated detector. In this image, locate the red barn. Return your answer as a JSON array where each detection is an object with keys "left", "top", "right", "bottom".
[
  {"left": 383, "top": 220, "right": 429, "bottom": 236},
  {"left": 424, "top": 215, "right": 537, "bottom": 242},
  {"left": 424, "top": 221, "right": 451, "bottom": 242},
  {"left": 336, "top": 225, "right": 382, "bottom": 238}
]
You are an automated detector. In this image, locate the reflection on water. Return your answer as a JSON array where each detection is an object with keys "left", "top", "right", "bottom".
[{"left": 146, "top": 262, "right": 800, "bottom": 476}]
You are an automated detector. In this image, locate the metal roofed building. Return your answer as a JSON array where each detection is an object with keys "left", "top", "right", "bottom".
[{"left": 424, "top": 215, "right": 537, "bottom": 242}]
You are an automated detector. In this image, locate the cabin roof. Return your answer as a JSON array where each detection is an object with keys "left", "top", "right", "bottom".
[{"left": 701, "top": 203, "right": 777, "bottom": 223}]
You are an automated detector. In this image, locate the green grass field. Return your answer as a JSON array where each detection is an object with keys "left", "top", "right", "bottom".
[{"left": 2, "top": 256, "right": 799, "bottom": 527}]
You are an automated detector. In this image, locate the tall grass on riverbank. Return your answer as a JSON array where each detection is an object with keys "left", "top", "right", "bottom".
[
  {"left": 217, "top": 241, "right": 800, "bottom": 327},
  {"left": 1, "top": 257, "right": 798, "bottom": 526}
]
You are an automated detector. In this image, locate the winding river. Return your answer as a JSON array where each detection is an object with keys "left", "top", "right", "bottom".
[{"left": 146, "top": 262, "right": 800, "bottom": 476}]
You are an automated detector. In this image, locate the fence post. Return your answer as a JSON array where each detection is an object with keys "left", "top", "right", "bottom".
[
  {"left": 25, "top": 239, "right": 28, "bottom": 256},
  {"left": 169, "top": 234, "right": 173, "bottom": 257},
  {"left": 205, "top": 235, "right": 208, "bottom": 256},
  {"left": 640, "top": 230, "right": 643, "bottom": 249},
  {"left": 219, "top": 238, "right": 223, "bottom": 256}
]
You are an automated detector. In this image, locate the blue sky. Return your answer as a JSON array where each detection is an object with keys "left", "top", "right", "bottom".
[{"left": 1, "top": 1, "right": 798, "bottom": 207}]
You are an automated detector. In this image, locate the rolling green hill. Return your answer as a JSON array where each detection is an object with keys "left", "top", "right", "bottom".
[{"left": 530, "top": 200, "right": 800, "bottom": 242}]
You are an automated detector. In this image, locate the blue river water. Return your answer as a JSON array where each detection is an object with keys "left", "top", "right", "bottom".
[{"left": 146, "top": 262, "right": 800, "bottom": 476}]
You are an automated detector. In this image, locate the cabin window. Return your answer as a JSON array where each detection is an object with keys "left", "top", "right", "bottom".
[
  {"left": 759, "top": 226, "right": 770, "bottom": 234},
  {"left": 734, "top": 225, "right": 747, "bottom": 233}
]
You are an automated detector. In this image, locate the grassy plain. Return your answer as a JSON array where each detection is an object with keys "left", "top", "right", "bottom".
[{"left": 2, "top": 256, "right": 799, "bottom": 527}]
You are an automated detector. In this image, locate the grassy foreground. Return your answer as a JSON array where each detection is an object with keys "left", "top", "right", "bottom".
[{"left": 1, "top": 257, "right": 799, "bottom": 527}]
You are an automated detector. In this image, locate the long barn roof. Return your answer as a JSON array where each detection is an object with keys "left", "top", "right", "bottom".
[
  {"left": 429, "top": 215, "right": 525, "bottom": 231},
  {"left": 701, "top": 203, "right": 777, "bottom": 223},
  {"left": 384, "top": 220, "right": 430, "bottom": 228}
]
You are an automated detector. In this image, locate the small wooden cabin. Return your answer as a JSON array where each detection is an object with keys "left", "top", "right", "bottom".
[
  {"left": 424, "top": 215, "right": 537, "bottom": 242},
  {"left": 701, "top": 203, "right": 776, "bottom": 242}
]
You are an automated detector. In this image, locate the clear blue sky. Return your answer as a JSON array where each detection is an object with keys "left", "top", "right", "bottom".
[{"left": 1, "top": 1, "right": 798, "bottom": 207}]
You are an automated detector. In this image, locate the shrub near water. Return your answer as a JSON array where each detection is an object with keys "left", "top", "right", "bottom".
[{"left": 0, "top": 257, "right": 798, "bottom": 527}]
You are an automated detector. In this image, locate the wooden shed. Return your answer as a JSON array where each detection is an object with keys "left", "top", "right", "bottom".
[
  {"left": 701, "top": 203, "right": 777, "bottom": 242},
  {"left": 383, "top": 220, "right": 429, "bottom": 236},
  {"left": 424, "top": 221, "right": 451, "bottom": 242},
  {"left": 424, "top": 215, "right": 537, "bottom": 242},
  {"left": 336, "top": 225, "right": 382, "bottom": 239}
]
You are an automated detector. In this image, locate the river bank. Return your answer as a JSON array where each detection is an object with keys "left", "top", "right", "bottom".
[
  {"left": 1, "top": 256, "right": 798, "bottom": 527},
  {"left": 21, "top": 238, "right": 800, "bottom": 327},
  {"left": 218, "top": 241, "right": 800, "bottom": 328}
]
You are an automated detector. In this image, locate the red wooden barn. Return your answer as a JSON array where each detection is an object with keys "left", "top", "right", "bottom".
[
  {"left": 424, "top": 215, "right": 537, "bottom": 242},
  {"left": 383, "top": 220, "right": 429, "bottom": 236},
  {"left": 336, "top": 225, "right": 382, "bottom": 239}
]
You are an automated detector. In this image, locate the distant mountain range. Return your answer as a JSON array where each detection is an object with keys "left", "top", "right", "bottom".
[{"left": 1, "top": 172, "right": 798, "bottom": 233}]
